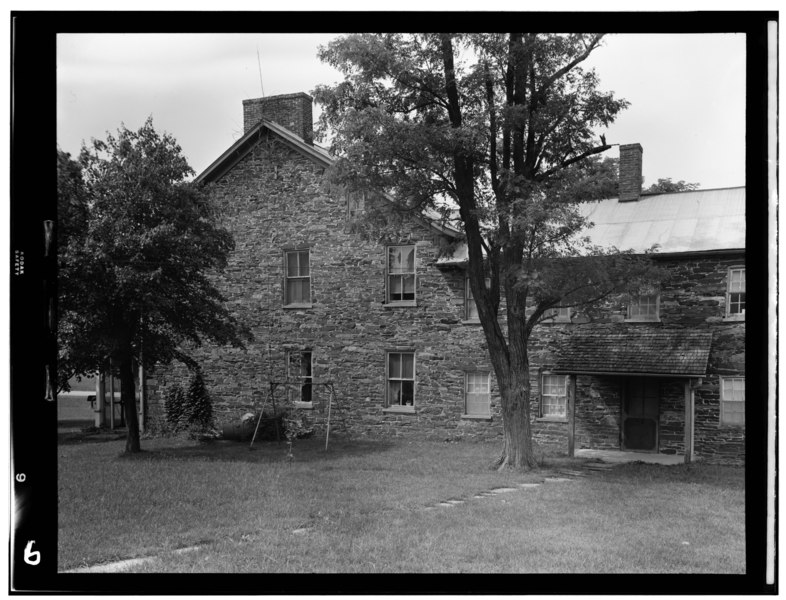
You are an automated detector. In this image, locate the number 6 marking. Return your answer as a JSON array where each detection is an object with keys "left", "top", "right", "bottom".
[
  {"left": 15, "top": 473, "right": 26, "bottom": 483},
  {"left": 24, "top": 541, "right": 40, "bottom": 565}
]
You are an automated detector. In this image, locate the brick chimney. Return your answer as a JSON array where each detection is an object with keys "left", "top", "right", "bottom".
[
  {"left": 618, "top": 143, "right": 643, "bottom": 202},
  {"left": 242, "top": 92, "right": 313, "bottom": 144}
]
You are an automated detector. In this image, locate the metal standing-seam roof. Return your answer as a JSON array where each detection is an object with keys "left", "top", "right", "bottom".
[
  {"left": 551, "top": 329, "right": 713, "bottom": 377},
  {"left": 579, "top": 187, "right": 745, "bottom": 254},
  {"left": 437, "top": 187, "right": 745, "bottom": 265}
]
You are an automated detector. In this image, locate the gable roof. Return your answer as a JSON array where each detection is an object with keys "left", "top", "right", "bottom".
[
  {"left": 551, "top": 329, "right": 713, "bottom": 377},
  {"left": 195, "top": 119, "right": 460, "bottom": 238}
]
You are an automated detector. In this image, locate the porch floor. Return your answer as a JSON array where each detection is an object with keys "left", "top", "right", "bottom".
[{"left": 575, "top": 449, "right": 685, "bottom": 465}]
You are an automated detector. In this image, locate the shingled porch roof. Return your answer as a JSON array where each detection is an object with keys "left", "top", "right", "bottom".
[{"left": 551, "top": 329, "right": 713, "bottom": 377}]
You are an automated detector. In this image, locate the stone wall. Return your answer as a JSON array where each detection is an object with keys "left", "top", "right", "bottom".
[{"left": 146, "top": 126, "right": 745, "bottom": 464}]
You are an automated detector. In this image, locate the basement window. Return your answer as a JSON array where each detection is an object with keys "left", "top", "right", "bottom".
[
  {"left": 725, "top": 267, "right": 746, "bottom": 319},
  {"left": 720, "top": 377, "right": 745, "bottom": 427},
  {"left": 386, "top": 245, "right": 416, "bottom": 306},
  {"left": 464, "top": 371, "right": 491, "bottom": 418}
]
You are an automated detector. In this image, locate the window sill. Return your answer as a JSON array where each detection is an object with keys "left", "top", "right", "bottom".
[
  {"left": 461, "top": 414, "right": 492, "bottom": 421},
  {"left": 542, "top": 319, "right": 573, "bottom": 325},
  {"left": 722, "top": 314, "right": 745, "bottom": 322},
  {"left": 383, "top": 405, "right": 416, "bottom": 414},
  {"left": 624, "top": 318, "right": 661, "bottom": 323},
  {"left": 384, "top": 301, "right": 417, "bottom": 308},
  {"left": 461, "top": 319, "right": 482, "bottom": 325},
  {"left": 293, "top": 401, "right": 314, "bottom": 410},
  {"left": 283, "top": 303, "right": 313, "bottom": 310},
  {"left": 536, "top": 417, "right": 568, "bottom": 423}
]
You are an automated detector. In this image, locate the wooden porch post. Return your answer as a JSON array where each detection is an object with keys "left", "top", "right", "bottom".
[
  {"left": 95, "top": 373, "right": 105, "bottom": 428},
  {"left": 684, "top": 379, "right": 694, "bottom": 464},
  {"left": 567, "top": 374, "right": 577, "bottom": 457},
  {"left": 138, "top": 361, "right": 146, "bottom": 434}
]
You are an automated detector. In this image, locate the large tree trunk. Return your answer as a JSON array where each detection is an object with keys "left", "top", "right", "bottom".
[
  {"left": 495, "top": 365, "right": 539, "bottom": 470},
  {"left": 118, "top": 352, "right": 141, "bottom": 453}
]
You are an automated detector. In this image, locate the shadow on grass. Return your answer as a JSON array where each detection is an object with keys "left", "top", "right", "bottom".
[
  {"left": 58, "top": 427, "right": 127, "bottom": 445},
  {"left": 116, "top": 436, "right": 397, "bottom": 464}
]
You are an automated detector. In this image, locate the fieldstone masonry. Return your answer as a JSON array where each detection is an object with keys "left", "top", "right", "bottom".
[{"left": 146, "top": 96, "right": 745, "bottom": 465}]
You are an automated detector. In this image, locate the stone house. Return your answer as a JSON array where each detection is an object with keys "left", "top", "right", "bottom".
[{"left": 147, "top": 92, "right": 745, "bottom": 464}]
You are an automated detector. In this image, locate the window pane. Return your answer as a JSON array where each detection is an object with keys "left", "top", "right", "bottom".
[
  {"left": 287, "top": 252, "right": 300, "bottom": 277},
  {"left": 401, "top": 353, "right": 414, "bottom": 380},
  {"left": 301, "top": 352, "right": 312, "bottom": 377},
  {"left": 301, "top": 382, "right": 312, "bottom": 403},
  {"left": 466, "top": 393, "right": 490, "bottom": 415},
  {"left": 729, "top": 269, "right": 745, "bottom": 292},
  {"left": 298, "top": 251, "right": 309, "bottom": 277},
  {"left": 390, "top": 275, "right": 402, "bottom": 299},
  {"left": 388, "top": 380, "right": 402, "bottom": 405},
  {"left": 389, "top": 353, "right": 401, "bottom": 379},
  {"left": 403, "top": 247, "right": 414, "bottom": 272},
  {"left": 389, "top": 247, "right": 403, "bottom": 273},
  {"left": 467, "top": 301, "right": 479, "bottom": 320},
  {"left": 542, "top": 375, "right": 566, "bottom": 417},
  {"left": 402, "top": 275, "right": 415, "bottom": 300},
  {"left": 287, "top": 279, "right": 309, "bottom": 304},
  {"left": 401, "top": 381, "right": 414, "bottom": 405},
  {"left": 389, "top": 246, "right": 414, "bottom": 274}
]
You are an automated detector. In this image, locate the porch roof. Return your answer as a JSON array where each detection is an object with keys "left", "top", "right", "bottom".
[{"left": 551, "top": 329, "right": 713, "bottom": 377}]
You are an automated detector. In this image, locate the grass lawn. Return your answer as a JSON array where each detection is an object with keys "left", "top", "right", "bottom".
[{"left": 58, "top": 432, "right": 745, "bottom": 574}]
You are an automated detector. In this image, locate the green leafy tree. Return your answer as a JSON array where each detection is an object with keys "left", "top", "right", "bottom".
[
  {"left": 644, "top": 178, "right": 700, "bottom": 193},
  {"left": 315, "top": 33, "right": 664, "bottom": 469},
  {"left": 57, "top": 120, "right": 249, "bottom": 453}
]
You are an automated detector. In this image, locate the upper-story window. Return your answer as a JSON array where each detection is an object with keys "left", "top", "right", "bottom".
[
  {"left": 284, "top": 249, "right": 311, "bottom": 306},
  {"left": 347, "top": 190, "right": 365, "bottom": 220},
  {"left": 545, "top": 306, "right": 572, "bottom": 323},
  {"left": 464, "top": 277, "right": 490, "bottom": 321},
  {"left": 726, "top": 267, "right": 746, "bottom": 317},
  {"left": 626, "top": 293, "right": 660, "bottom": 322},
  {"left": 387, "top": 245, "right": 416, "bottom": 305}
]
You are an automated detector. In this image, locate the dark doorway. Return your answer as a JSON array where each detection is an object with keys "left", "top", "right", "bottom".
[{"left": 622, "top": 377, "right": 659, "bottom": 452}]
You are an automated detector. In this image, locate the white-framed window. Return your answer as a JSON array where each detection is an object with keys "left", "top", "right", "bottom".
[
  {"left": 387, "top": 245, "right": 416, "bottom": 304},
  {"left": 465, "top": 371, "right": 491, "bottom": 416},
  {"left": 284, "top": 249, "right": 311, "bottom": 306},
  {"left": 464, "top": 277, "right": 491, "bottom": 321},
  {"left": 386, "top": 351, "right": 415, "bottom": 407},
  {"left": 347, "top": 190, "right": 365, "bottom": 220},
  {"left": 726, "top": 267, "right": 746, "bottom": 317},
  {"left": 720, "top": 377, "right": 745, "bottom": 427},
  {"left": 545, "top": 306, "right": 572, "bottom": 322},
  {"left": 541, "top": 373, "right": 567, "bottom": 419},
  {"left": 626, "top": 293, "right": 660, "bottom": 321},
  {"left": 287, "top": 350, "right": 313, "bottom": 405}
]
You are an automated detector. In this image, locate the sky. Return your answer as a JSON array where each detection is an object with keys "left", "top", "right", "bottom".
[{"left": 56, "top": 32, "right": 747, "bottom": 190}]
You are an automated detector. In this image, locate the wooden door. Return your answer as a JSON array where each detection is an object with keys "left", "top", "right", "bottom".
[{"left": 622, "top": 377, "right": 659, "bottom": 452}]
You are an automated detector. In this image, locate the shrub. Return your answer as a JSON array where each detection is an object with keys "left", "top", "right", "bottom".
[
  {"left": 163, "top": 369, "right": 216, "bottom": 437},
  {"left": 164, "top": 384, "right": 187, "bottom": 431},
  {"left": 185, "top": 370, "right": 213, "bottom": 431},
  {"left": 283, "top": 413, "right": 315, "bottom": 440}
]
